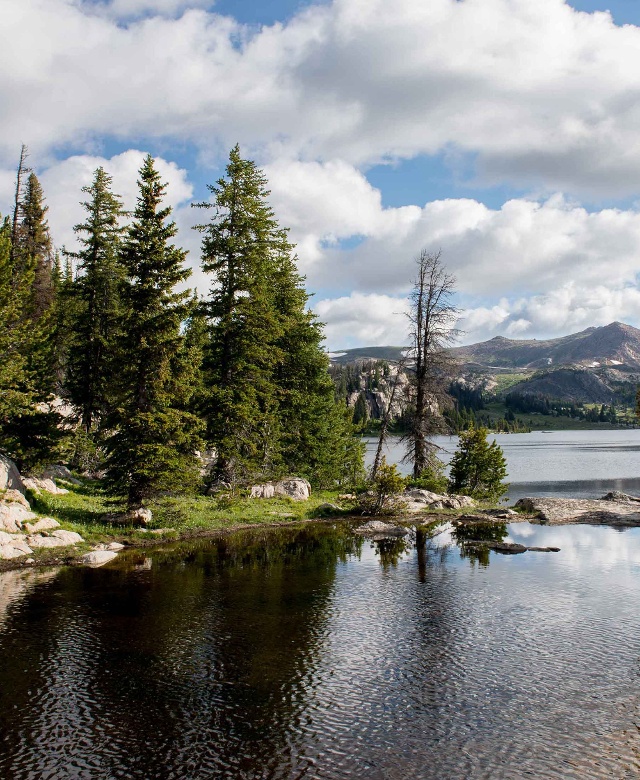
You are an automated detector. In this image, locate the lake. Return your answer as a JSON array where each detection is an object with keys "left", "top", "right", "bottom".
[
  {"left": 364, "top": 429, "right": 640, "bottom": 501},
  {"left": 1, "top": 521, "right": 639, "bottom": 779}
]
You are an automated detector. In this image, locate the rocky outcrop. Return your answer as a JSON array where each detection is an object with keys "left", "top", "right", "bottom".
[
  {"left": 0, "top": 500, "right": 37, "bottom": 533},
  {"left": 250, "top": 478, "right": 311, "bottom": 501},
  {"left": 515, "top": 494, "right": 640, "bottom": 526},
  {"left": 403, "top": 489, "right": 475, "bottom": 510},
  {"left": 0, "top": 455, "right": 24, "bottom": 493}
]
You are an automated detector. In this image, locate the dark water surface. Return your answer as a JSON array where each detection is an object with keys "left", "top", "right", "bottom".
[
  {"left": 1, "top": 522, "right": 640, "bottom": 779},
  {"left": 365, "top": 429, "right": 640, "bottom": 501}
]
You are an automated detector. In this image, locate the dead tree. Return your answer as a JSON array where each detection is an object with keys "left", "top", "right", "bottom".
[
  {"left": 10, "top": 144, "right": 30, "bottom": 272},
  {"left": 371, "top": 358, "right": 407, "bottom": 480},
  {"left": 404, "top": 249, "right": 459, "bottom": 479}
]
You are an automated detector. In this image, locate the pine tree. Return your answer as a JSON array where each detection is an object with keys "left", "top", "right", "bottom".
[
  {"left": 105, "top": 155, "right": 203, "bottom": 507},
  {"left": 194, "top": 145, "right": 363, "bottom": 487},
  {"left": 64, "top": 167, "right": 126, "bottom": 434},
  {"left": 448, "top": 426, "right": 508, "bottom": 501}
]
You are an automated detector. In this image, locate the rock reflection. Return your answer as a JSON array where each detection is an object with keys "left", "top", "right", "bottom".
[{"left": 452, "top": 521, "right": 508, "bottom": 567}]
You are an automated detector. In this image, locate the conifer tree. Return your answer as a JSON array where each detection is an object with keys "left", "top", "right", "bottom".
[
  {"left": 17, "top": 173, "right": 55, "bottom": 320},
  {"left": 194, "top": 146, "right": 363, "bottom": 487},
  {"left": 65, "top": 167, "right": 126, "bottom": 433},
  {"left": 105, "top": 156, "right": 203, "bottom": 507}
]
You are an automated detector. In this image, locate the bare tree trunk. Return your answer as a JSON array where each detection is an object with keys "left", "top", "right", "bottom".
[
  {"left": 404, "top": 249, "right": 459, "bottom": 479},
  {"left": 371, "top": 359, "right": 406, "bottom": 480},
  {"left": 10, "top": 144, "right": 29, "bottom": 273}
]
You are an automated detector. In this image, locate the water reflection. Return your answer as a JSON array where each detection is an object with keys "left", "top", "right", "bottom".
[{"left": 1, "top": 521, "right": 639, "bottom": 778}]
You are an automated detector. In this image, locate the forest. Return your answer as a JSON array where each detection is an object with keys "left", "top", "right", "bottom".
[{"left": 0, "top": 146, "right": 363, "bottom": 509}]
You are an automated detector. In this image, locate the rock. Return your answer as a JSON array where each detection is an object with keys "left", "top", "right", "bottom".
[
  {"left": 515, "top": 496, "right": 640, "bottom": 526},
  {"left": 354, "top": 520, "right": 409, "bottom": 538},
  {"left": 0, "top": 544, "right": 28, "bottom": 560},
  {"left": 42, "top": 465, "right": 82, "bottom": 486},
  {"left": 27, "top": 535, "right": 69, "bottom": 549},
  {"left": 338, "top": 493, "right": 356, "bottom": 501},
  {"left": 601, "top": 491, "right": 640, "bottom": 503},
  {"left": 22, "top": 477, "right": 69, "bottom": 495},
  {"left": 313, "top": 502, "right": 343, "bottom": 517},
  {"left": 80, "top": 550, "right": 118, "bottom": 567},
  {"left": 527, "top": 546, "right": 561, "bottom": 552},
  {"left": 274, "top": 478, "right": 311, "bottom": 501},
  {"left": 250, "top": 483, "right": 276, "bottom": 499},
  {"left": 51, "top": 530, "right": 83, "bottom": 545},
  {"left": 0, "top": 531, "right": 19, "bottom": 544},
  {"left": 106, "top": 542, "right": 125, "bottom": 551},
  {"left": 9, "top": 539, "right": 33, "bottom": 555},
  {"left": 0, "top": 502, "right": 36, "bottom": 533},
  {"left": 24, "top": 518, "right": 60, "bottom": 533},
  {"left": 3, "top": 490, "right": 31, "bottom": 509},
  {"left": 490, "top": 542, "right": 528, "bottom": 554},
  {"left": 0, "top": 455, "right": 24, "bottom": 493},
  {"left": 103, "top": 508, "right": 152, "bottom": 527},
  {"left": 402, "top": 489, "right": 475, "bottom": 510}
]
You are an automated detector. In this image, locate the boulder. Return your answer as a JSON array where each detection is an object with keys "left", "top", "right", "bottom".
[
  {"left": 27, "top": 535, "right": 69, "bottom": 549},
  {"left": 80, "top": 550, "right": 118, "bottom": 567},
  {"left": 0, "top": 544, "right": 28, "bottom": 560},
  {"left": 51, "top": 530, "right": 83, "bottom": 545},
  {"left": 24, "top": 518, "right": 61, "bottom": 533},
  {"left": 313, "top": 502, "right": 343, "bottom": 517},
  {"left": 0, "top": 455, "right": 24, "bottom": 493},
  {"left": 9, "top": 539, "right": 33, "bottom": 555},
  {"left": 42, "top": 465, "right": 82, "bottom": 486},
  {"left": 274, "top": 478, "right": 311, "bottom": 501},
  {"left": 0, "top": 531, "right": 19, "bottom": 545},
  {"left": 515, "top": 496, "right": 640, "bottom": 526},
  {"left": 250, "top": 483, "right": 276, "bottom": 499},
  {"left": 0, "top": 503, "right": 36, "bottom": 533},
  {"left": 22, "top": 477, "right": 68, "bottom": 495}
]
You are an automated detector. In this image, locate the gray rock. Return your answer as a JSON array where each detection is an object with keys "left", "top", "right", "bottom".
[
  {"left": 0, "top": 544, "right": 28, "bottom": 560},
  {"left": 0, "top": 455, "right": 24, "bottom": 493},
  {"left": 274, "top": 478, "right": 311, "bottom": 501},
  {"left": 51, "top": 530, "right": 83, "bottom": 545},
  {"left": 527, "top": 546, "right": 561, "bottom": 552},
  {"left": 0, "top": 502, "right": 37, "bottom": 533},
  {"left": 3, "top": 490, "right": 30, "bottom": 509},
  {"left": 250, "top": 483, "right": 276, "bottom": 499},
  {"left": 24, "top": 518, "right": 60, "bottom": 533},
  {"left": 9, "top": 539, "right": 33, "bottom": 555},
  {"left": 27, "top": 535, "right": 70, "bottom": 549},
  {"left": 103, "top": 508, "right": 153, "bottom": 527},
  {"left": 22, "top": 477, "right": 69, "bottom": 496},
  {"left": 515, "top": 496, "right": 640, "bottom": 526},
  {"left": 106, "top": 542, "right": 125, "bottom": 551},
  {"left": 402, "top": 489, "right": 475, "bottom": 510},
  {"left": 314, "top": 502, "right": 343, "bottom": 516},
  {"left": 42, "top": 465, "right": 82, "bottom": 486},
  {"left": 80, "top": 550, "right": 118, "bottom": 567}
]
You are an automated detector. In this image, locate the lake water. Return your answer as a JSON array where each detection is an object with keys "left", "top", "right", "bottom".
[
  {"left": 1, "top": 521, "right": 639, "bottom": 779},
  {"left": 365, "top": 429, "right": 640, "bottom": 501}
]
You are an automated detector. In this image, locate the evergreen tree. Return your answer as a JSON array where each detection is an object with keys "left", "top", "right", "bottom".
[
  {"left": 17, "top": 173, "right": 55, "bottom": 320},
  {"left": 65, "top": 167, "right": 126, "bottom": 434},
  {"left": 194, "top": 145, "right": 363, "bottom": 486},
  {"left": 105, "top": 156, "right": 203, "bottom": 507},
  {"left": 448, "top": 426, "right": 508, "bottom": 502}
]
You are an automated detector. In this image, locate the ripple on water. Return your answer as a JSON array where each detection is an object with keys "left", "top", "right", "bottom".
[{"left": 0, "top": 524, "right": 639, "bottom": 779}]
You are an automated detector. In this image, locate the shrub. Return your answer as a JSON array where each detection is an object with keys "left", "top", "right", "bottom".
[{"left": 448, "top": 426, "right": 508, "bottom": 502}]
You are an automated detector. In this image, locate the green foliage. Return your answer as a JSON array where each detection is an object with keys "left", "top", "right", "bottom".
[
  {"left": 104, "top": 156, "right": 204, "bottom": 506},
  {"left": 64, "top": 167, "right": 126, "bottom": 434},
  {"left": 361, "top": 456, "right": 405, "bottom": 515},
  {"left": 448, "top": 426, "right": 508, "bottom": 502},
  {"left": 405, "top": 458, "right": 448, "bottom": 493},
  {"left": 194, "top": 145, "right": 363, "bottom": 488}
]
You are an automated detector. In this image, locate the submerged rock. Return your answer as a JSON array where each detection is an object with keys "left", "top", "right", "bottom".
[{"left": 515, "top": 495, "right": 640, "bottom": 526}]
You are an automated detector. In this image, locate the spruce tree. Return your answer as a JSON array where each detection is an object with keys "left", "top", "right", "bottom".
[
  {"left": 105, "top": 155, "right": 203, "bottom": 507},
  {"left": 65, "top": 167, "right": 126, "bottom": 434},
  {"left": 194, "top": 146, "right": 363, "bottom": 487}
]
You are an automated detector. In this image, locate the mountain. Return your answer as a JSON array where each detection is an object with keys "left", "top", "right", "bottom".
[
  {"left": 330, "top": 323, "right": 640, "bottom": 370},
  {"left": 450, "top": 322, "right": 640, "bottom": 370}
]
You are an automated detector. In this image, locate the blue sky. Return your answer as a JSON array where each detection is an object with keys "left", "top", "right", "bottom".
[{"left": 3, "top": 0, "right": 640, "bottom": 348}]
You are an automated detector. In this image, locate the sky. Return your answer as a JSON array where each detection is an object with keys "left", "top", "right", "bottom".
[{"left": 2, "top": 0, "right": 640, "bottom": 349}]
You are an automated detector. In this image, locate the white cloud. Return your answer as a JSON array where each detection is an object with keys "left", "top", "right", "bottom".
[
  {"left": 314, "top": 293, "right": 410, "bottom": 349},
  {"left": 3, "top": 0, "right": 640, "bottom": 196},
  {"left": 85, "top": 0, "right": 213, "bottom": 19}
]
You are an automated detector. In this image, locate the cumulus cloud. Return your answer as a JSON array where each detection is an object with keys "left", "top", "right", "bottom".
[
  {"left": 3, "top": 0, "right": 640, "bottom": 196},
  {"left": 314, "top": 293, "right": 410, "bottom": 349}
]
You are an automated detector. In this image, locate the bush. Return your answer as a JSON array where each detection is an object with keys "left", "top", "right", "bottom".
[
  {"left": 404, "top": 458, "right": 448, "bottom": 494},
  {"left": 448, "top": 426, "right": 508, "bottom": 502},
  {"left": 359, "top": 456, "right": 405, "bottom": 515}
]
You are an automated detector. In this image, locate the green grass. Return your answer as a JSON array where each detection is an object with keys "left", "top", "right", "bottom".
[
  {"left": 481, "top": 401, "right": 626, "bottom": 431},
  {"left": 27, "top": 480, "right": 358, "bottom": 545}
]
